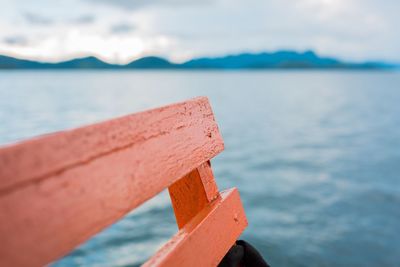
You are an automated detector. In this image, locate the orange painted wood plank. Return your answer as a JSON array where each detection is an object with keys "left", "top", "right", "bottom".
[
  {"left": 143, "top": 188, "right": 247, "bottom": 267},
  {"left": 0, "top": 97, "right": 224, "bottom": 267},
  {"left": 168, "top": 161, "right": 219, "bottom": 229},
  {"left": 168, "top": 166, "right": 209, "bottom": 229},
  {"left": 0, "top": 96, "right": 223, "bottom": 195},
  {"left": 197, "top": 161, "right": 219, "bottom": 202}
]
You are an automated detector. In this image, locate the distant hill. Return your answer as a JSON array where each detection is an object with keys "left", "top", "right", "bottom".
[
  {"left": 126, "top": 56, "right": 176, "bottom": 69},
  {"left": 182, "top": 51, "right": 392, "bottom": 69},
  {"left": 184, "top": 51, "right": 339, "bottom": 69},
  {"left": 0, "top": 51, "right": 395, "bottom": 70},
  {"left": 0, "top": 55, "right": 111, "bottom": 69}
]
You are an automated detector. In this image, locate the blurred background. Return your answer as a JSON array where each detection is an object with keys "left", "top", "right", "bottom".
[{"left": 1, "top": 0, "right": 400, "bottom": 266}]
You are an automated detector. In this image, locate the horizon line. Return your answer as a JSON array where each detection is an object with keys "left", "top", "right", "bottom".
[{"left": 0, "top": 49, "right": 397, "bottom": 66}]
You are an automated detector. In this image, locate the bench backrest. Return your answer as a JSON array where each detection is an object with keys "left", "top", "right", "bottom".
[{"left": 0, "top": 97, "right": 247, "bottom": 266}]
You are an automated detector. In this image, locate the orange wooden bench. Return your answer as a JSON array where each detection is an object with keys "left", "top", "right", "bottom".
[{"left": 0, "top": 97, "right": 247, "bottom": 266}]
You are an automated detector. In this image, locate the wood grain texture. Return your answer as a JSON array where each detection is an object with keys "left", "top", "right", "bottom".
[
  {"left": 143, "top": 188, "right": 248, "bottom": 267},
  {"left": 0, "top": 97, "right": 223, "bottom": 194},
  {"left": 0, "top": 97, "right": 224, "bottom": 267},
  {"left": 168, "top": 161, "right": 219, "bottom": 229}
]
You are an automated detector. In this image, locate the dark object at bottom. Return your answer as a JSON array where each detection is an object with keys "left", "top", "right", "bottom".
[{"left": 218, "top": 240, "right": 270, "bottom": 267}]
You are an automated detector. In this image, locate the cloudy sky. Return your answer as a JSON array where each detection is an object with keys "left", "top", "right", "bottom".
[{"left": 0, "top": 0, "right": 399, "bottom": 63}]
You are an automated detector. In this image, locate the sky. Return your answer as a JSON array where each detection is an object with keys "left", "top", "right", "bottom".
[{"left": 0, "top": 0, "right": 399, "bottom": 64}]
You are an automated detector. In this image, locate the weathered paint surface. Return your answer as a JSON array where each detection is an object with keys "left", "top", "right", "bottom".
[
  {"left": 0, "top": 97, "right": 223, "bottom": 195},
  {"left": 0, "top": 97, "right": 247, "bottom": 267},
  {"left": 143, "top": 189, "right": 248, "bottom": 267}
]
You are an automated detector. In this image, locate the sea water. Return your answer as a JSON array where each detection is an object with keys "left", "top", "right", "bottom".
[{"left": 1, "top": 70, "right": 399, "bottom": 266}]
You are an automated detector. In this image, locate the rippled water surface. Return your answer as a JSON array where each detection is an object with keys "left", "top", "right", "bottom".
[{"left": 1, "top": 70, "right": 400, "bottom": 266}]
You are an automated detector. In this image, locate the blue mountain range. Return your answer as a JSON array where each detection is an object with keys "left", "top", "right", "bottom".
[{"left": 0, "top": 50, "right": 394, "bottom": 70}]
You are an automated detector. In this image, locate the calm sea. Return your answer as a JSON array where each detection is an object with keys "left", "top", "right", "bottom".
[{"left": 1, "top": 70, "right": 400, "bottom": 266}]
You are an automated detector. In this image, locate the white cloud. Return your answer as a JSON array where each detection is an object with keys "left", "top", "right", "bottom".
[{"left": 0, "top": 0, "right": 398, "bottom": 63}]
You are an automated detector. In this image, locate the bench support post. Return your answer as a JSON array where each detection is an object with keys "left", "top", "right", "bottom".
[{"left": 168, "top": 161, "right": 219, "bottom": 229}]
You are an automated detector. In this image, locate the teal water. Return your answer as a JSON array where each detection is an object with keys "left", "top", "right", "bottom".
[{"left": 1, "top": 71, "right": 400, "bottom": 266}]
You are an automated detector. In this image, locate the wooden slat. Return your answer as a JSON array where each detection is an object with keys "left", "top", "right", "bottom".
[
  {"left": 0, "top": 96, "right": 223, "bottom": 194},
  {"left": 197, "top": 161, "right": 219, "bottom": 202},
  {"left": 0, "top": 97, "right": 224, "bottom": 267},
  {"left": 144, "top": 188, "right": 247, "bottom": 267},
  {"left": 168, "top": 161, "right": 219, "bottom": 229}
]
